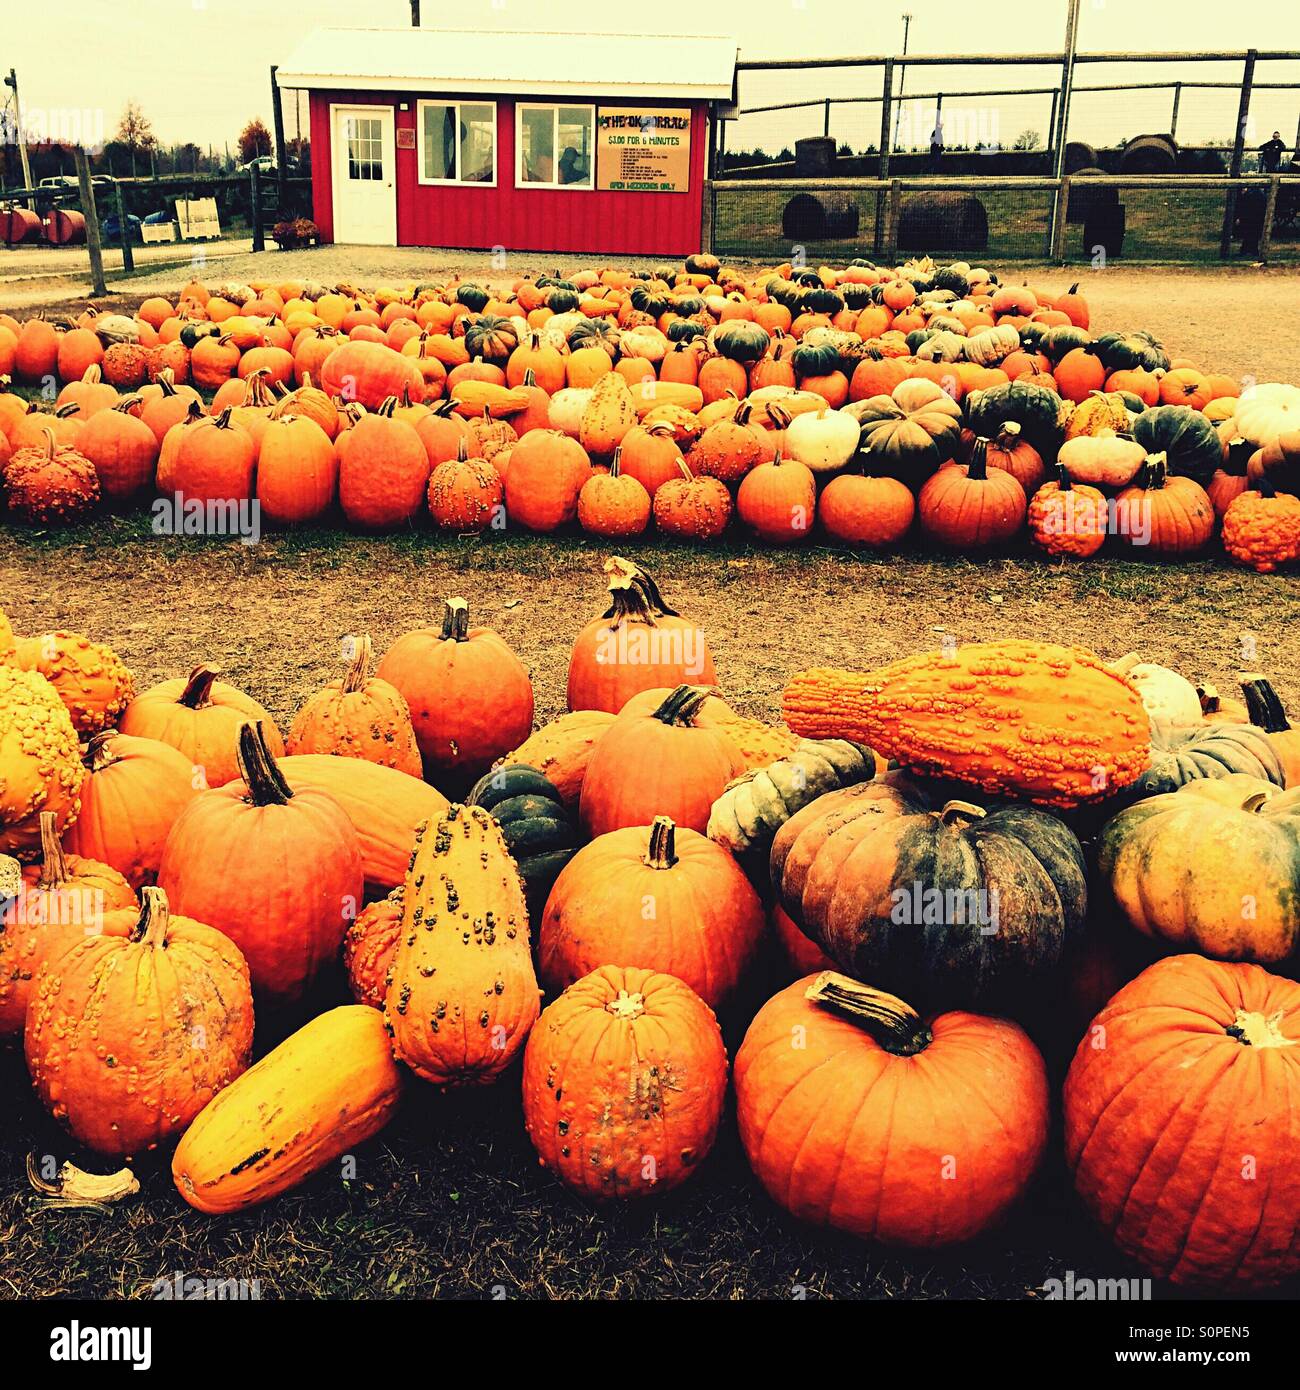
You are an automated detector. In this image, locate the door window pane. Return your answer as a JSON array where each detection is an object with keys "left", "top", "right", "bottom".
[
  {"left": 347, "top": 117, "right": 382, "bottom": 181},
  {"left": 557, "top": 108, "right": 592, "bottom": 186},
  {"left": 520, "top": 108, "right": 555, "bottom": 184},
  {"left": 459, "top": 104, "right": 494, "bottom": 182},
  {"left": 422, "top": 104, "right": 455, "bottom": 181}
]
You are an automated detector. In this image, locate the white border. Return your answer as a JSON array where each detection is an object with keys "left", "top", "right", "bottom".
[
  {"left": 515, "top": 103, "right": 596, "bottom": 191},
  {"left": 328, "top": 102, "right": 397, "bottom": 245},
  {"left": 414, "top": 99, "right": 498, "bottom": 187}
]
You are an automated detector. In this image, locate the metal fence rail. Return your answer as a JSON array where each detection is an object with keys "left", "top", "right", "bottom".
[{"left": 709, "top": 174, "right": 1300, "bottom": 265}]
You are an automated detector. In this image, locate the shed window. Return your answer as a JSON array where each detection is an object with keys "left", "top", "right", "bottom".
[
  {"left": 417, "top": 101, "right": 496, "bottom": 184},
  {"left": 517, "top": 105, "right": 594, "bottom": 188}
]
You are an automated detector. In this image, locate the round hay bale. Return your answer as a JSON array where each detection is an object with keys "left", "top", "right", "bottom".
[
  {"left": 1119, "top": 134, "right": 1177, "bottom": 174},
  {"left": 897, "top": 191, "right": 988, "bottom": 252},
  {"left": 1064, "top": 141, "right": 1097, "bottom": 174},
  {"left": 781, "top": 192, "right": 860, "bottom": 242},
  {"left": 1083, "top": 203, "right": 1126, "bottom": 260},
  {"left": 793, "top": 137, "right": 837, "bottom": 178},
  {"left": 1066, "top": 168, "right": 1119, "bottom": 224}
]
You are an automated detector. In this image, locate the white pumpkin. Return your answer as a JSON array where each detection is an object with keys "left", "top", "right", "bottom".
[
  {"left": 746, "top": 386, "right": 828, "bottom": 418},
  {"left": 547, "top": 387, "right": 593, "bottom": 439},
  {"left": 916, "top": 330, "right": 967, "bottom": 363},
  {"left": 1233, "top": 383, "right": 1300, "bottom": 448},
  {"left": 784, "top": 407, "right": 860, "bottom": 473},
  {"left": 619, "top": 326, "right": 669, "bottom": 363},
  {"left": 964, "top": 324, "right": 1020, "bottom": 366},
  {"left": 892, "top": 377, "right": 962, "bottom": 418},
  {"left": 1057, "top": 434, "right": 1146, "bottom": 487},
  {"left": 1109, "top": 654, "right": 1204, "bottom": 727}
]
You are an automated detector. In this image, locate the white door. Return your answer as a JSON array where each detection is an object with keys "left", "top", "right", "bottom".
[{"left": 332, "top": 106, "right": 396, "bottom": 245}]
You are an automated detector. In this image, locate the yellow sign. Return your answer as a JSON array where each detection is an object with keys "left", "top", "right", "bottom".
[{"left": 596, "top": 108, "right": 692, "bottom": 193}]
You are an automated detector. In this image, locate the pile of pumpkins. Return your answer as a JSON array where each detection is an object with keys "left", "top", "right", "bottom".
[
  {"left": 1, "top": 558, "right": 1299, "bottom": 1294},
  {"left": 1, "top": 253, "right": 1297, "bottom": 571}
]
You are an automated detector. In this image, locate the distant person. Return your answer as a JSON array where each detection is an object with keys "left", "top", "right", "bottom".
[
  {"left": 1259, "top": 131, "right": 1287, "bottom": 173},
  {"left": 928, "top": 119, "right": 944, "bottom": 172},
  {"left": 558, "top": 146, "right": 587, "bottom": 185}
]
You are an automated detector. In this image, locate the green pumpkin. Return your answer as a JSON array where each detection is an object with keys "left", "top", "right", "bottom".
[
  {"left": 1017, "top": 322, "right": 1049, "bottom": 351},
  {"left": 179, "top": 321, "right": 222, "bottom": 349},
  {"left": 684, "top": 252, "right": 721, "bottom": 278},
  {"left": 1093, "top": 329, "right": 1169, "bottom": 373},
  {"left": 1131, "top": 405, "right": 1222, "bottom": 484},
  {"left": 771, "top": 774, "right": 1088, "bottom": 1011},
  {"left": 455, "top": 283, "right": 490, "bottom": 312},
  {"left": 666, "top": 319, "right": 708, "bottom": 343},
  {"left": 711, "top": 320, "right": 771, "bottom": 364},
  {"left": 933, "top": 266, "right": 971, "bottom": 298},
  {"left": 629, "top": 285, "right": 672, "bottom": 319},
  {"left": 567, "top": 318, "right": 620, "bottom": 352},
  {"left": 707, "top": 739, "right": 879, "bottom": 861},
  {"left": 544, "top": 287, "right": 581, "bottom": 315},
  {"left": 791, "top": 340, "right": 842, "bottom": 378},
  {"left": 852, "top": 393, "right": 962, "bottom": 482},
  {"left": 1040, "top": 325, "right": 1092, "bottom": 362},
  {"left": 966, "top": 379, "right": 1064, "bottom": 458},
  {"left": 801, "top": 286, "right": 845, "bottom": 317},
  {"left": 467, "top": 764, "right": 582, "bottom": 904},
  {"left": 1114, "top": 723, "right": 1286, "bottom": 806},
  {"left": 839, "top": 283, "right": 873, "bottom": 309},
  {"left": 905, "top": 327, "right": 938, "bottom": 354},
  {"left": 672, "top": 293, "right": 707, "bottom": 318},
  {"left": 462, "top": 314, "right": 519, "bottom": 363}
]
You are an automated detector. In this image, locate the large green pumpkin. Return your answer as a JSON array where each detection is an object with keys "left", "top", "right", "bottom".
[
  {"left": 1115, "top": 722, "right": 1287, "bottom": 805},
  {"left": 771, "top": 774, "right": 1088, "bottom": 1011},
  {"left": 1131, "top": 405, "right": 1223, "bottom": 484},
  {"left": 567, "top": 318, "right": 620, "bottom": 353},
  {"left": 851, "top": 392, "right": 962, "bottom": 482},
  {"left": 455, "top": 283, "right": 491, "bottom": 312},
  {"left": 462, "top": 314, "right": 519, "bottom": 363},
  {"left": 1093, "top": 329, "right": 1169, "bottom": 373},
  {"left": 966, "top": 379, "right": 1064, "bottom": 458},
  {"left": 1040, "top": 325, "right": 1092, "bottom": 362},
  {"left": 711, "top": 320, "right": 771, "bottom": 364}
]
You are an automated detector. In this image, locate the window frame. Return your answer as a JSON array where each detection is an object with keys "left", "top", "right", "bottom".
[
  {"left": 514, "top": 102, "right": 596, "bottom": 191},
  {"left": 415, "top": 98, "right": 498, "bottom": 187}
]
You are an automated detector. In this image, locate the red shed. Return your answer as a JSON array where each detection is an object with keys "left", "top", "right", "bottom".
[{"left": 277, "top": 27, "right": 738, "bottom": 256}]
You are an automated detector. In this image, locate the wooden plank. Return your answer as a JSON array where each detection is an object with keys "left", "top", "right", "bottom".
[
  {"left": 1220, "top": 49, "right": 1257, "bottom": 258},
  {"left": 1259, "top": 175, "right": 1280, "bottom": 261},
  {"left": 735, "top": 48, "right": 1300, "bottom": 71},
  {"left": 1051, "top": 178, "right": 1071, "bottom": 262},
  {"left": 74, "top": 146, "right": 107, "bottom": 298},
  {"left": 114, "top": 180, "right": 134, "bottom": 273}
]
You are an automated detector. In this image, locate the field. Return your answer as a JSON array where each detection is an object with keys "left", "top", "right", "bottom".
[{"left": 1, "top": 261, "right": 1298, "bottom": 1302}]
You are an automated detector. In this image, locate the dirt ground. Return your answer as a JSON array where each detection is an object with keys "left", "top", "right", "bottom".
[{"left": 0, "top": 263, "right": 1298, "bottom": 1301}]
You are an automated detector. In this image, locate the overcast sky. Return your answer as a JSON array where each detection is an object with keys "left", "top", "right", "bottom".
[{"left": 5, "top": 0, "right": 1297, "bottom": 152}]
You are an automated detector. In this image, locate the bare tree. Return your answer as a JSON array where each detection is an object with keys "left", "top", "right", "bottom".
[
  {"left": 115, "top": 101, "right": 156, "bottom": 176},
  {"left": 1013, "top": 128, "right": 1043, "bottom": 151}
]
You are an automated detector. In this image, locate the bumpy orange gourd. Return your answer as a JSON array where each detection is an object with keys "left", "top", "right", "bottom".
[
  {"left": 782, "top": 639, "right": 1150, "bottom": 808},
  {"left": 25, "top": 886, "right": 254, "bottom": 1157},
  {"left": 0, "top": 665, "right": 85, "bottom": 860},
  {"left": 579, "top": 371, "right": 637, "bottom": 456},
  {"left": 342, "top": 888, "right": 403, "bottom": 1008},
  {"left": 173, "top": 1004, "right": 403, "bottom": 1214},
  {"left": 735, "top": 972, "right": 1049, "bottom": 1246},
  {"left": 522, "top": 964, "right": 728, "bottom": 1201},
  {"left": 1221, "top": 487, "right": 1300, "bottom": 574},
  {"left": 384, "top": 802, "right": 540, "bottom": 1086},
  {"left": 287, "top": 635, "right": 421, "bottom": 776},
  {"left": 0, "top": 813, "right": 137, "bottom": 1039},
  {"left": 506, "top": 709, "right": 615, "bottom": 808},
  {"left": 1065, "top": 955, "right": 1300, "bottom": 1291},
  {"left": 14, "top": 631, "right": 134, "bottom": 736}
]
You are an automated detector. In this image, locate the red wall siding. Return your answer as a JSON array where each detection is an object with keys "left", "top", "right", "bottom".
[{"left": 310, "top": 91, "right": 707, "bottom": 256}]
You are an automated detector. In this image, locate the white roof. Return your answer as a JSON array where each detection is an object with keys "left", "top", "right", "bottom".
[{"left": 278, "top": 27, "right": 738, "bottom": 100}]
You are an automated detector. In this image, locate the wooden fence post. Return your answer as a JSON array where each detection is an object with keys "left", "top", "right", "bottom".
[
  {"left": 885, "top": 177, "right": 902, "bottom": 262},
  {"left": 250, "top": 163, "right": 265, "bottom": 252},
  {"left": 271, "top": 64, "right": 288, "bottom": 206},
  {"left": 1258, "top": 175, "right": 1279, "bottom": 261},
  {"left": 114, "top": 180, "right": 134, "bottom": 273},
  {"left": 1051, "top": 177, "right": 1071, "bottom": 261},
  {"left": 75, "top": 146, "right": 107, "bottom": 298},
  {"left": 875, "top": 58, "right": 894, "bottom": 256},
  {"left": 1220, "top": 48, "right": 1256, "bottom": 259}
]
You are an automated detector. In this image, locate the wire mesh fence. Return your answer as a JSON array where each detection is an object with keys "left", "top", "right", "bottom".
[{"left": 710, "top": 176, "right": 1300, "bottom": 265}]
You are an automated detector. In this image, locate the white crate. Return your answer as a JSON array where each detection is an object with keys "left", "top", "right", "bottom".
[
  {"left": 141, "top": 222, "right": 176, "bottom": 244},
  {"left": 176, "top": 197, "right": 221, "bottom": 240}
]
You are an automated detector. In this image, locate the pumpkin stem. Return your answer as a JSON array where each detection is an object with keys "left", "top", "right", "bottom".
[
  {"left": 212, "top": 405, "right": 236, "bottom": 431},
  {"left": 235, "top": 721, "right": 294, "bottom": 806},
  {"left": 600, "top": 556, "right": 679, "bottom": 625},
  {"left": 82, "top": 731, "right": 119, "bottom": 772},
  {"left": 997, "top": 420, "right": 1022, "bottom": 445},
  {"left": 967, "top": 437, "right": 991, "bottom": 481},
  {"left": 938, "top": 799, "right": 987, "bottom": 825},
  {"left": 342, "top": 635, "right": 373, "bottom": 694},
  {"left": 608, "top": 446, "right": 623, "bottom": 479},
  {"left": 131, "top": 886, "right": 172, "bottom": 948},
  {"left": 56, "top": 402, "right": 82, "bottom": 419},
  {"left": 1226, "top": 1008, "right": 1295, "bottom": 1049},
  {"left": 114, "top": 395, "right": 142, "bottom": 414},
  {"left": 805, "top": 972, "right": 933, "bottom": 1056},
  {"left": 643, "top": 815, "right": 678, "bottom": 869},
  {"left": 1196, "top": 682, "right": 1223, "bottom": 716},
  {"left": 36, "top": 811, "right": 70, "bottom": 890},
  {"left": 1054, "top": 461, "right": 1074, "bottom": 491},
  {"left": 441, "top": 596, "right": 471, "bottom": 642},
  {"left": 523, "top": 368, "right": 537, "bottom": 388},
  {"left": 376, "top": 396, "right": 398, "bottom": 418},
  {"left": 651, "top": 684, "right": 710, "bottom": 726},
  {"left": 1238, "top": 674, "right": 1293, "bottom": 735},
  {"left": 1140, "top": 452, "right": 1169, "bottom": 489},
  {"left": 178, "top": 664, "right": 220, "bottom": 710},
  {"left": 605, "top": 989, "right": 647, "bottom": 1021}
]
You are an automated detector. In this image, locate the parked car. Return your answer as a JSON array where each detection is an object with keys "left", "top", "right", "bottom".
[
  {"left": 102, "top": 212, "right": 143, "bottom": 243},
  {"left": 241, "top": 155, "right": 276, "bottom": 175}
]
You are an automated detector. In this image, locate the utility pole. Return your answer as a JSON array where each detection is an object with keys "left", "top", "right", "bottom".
[
  {"left": 4, "top": 69, "right": 35, "bottom": 206},
  {"left": 891, "top": 14, "right": 912, "bottom": 154},
  {"left": 410, "top": 0, "right": 420, "bottom": 24}
]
